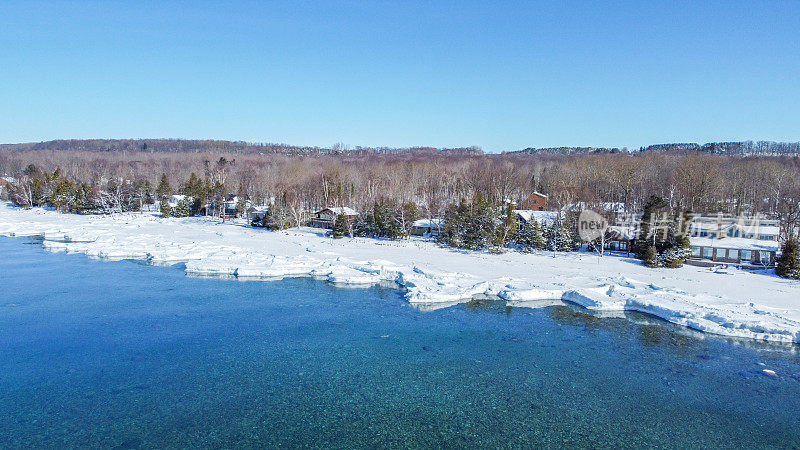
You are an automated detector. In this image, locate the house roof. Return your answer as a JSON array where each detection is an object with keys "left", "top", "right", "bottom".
[
  {"left": 318, "top": 207, "right": 358, "bottom": 216},
  {"left": 167, "top": 194, "right": 191, "bottom": 208},
  {"left": 514, "top": 210, "right": 558, "bottom": 225},
  {"left": 688, "top": 221, "right": 780, "bottom": 236},
  {"left": 606, "top": 225, "right": 636, "bottom": 241},
  {"left": 690, "top": 237, "right": 779, "bottom": 252},
  {"left": 412, "top": 218, "right": 441, "bottom": 228}
]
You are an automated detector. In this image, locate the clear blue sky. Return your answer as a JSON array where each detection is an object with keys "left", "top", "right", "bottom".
[{"left": 1, "top": 1, "right": 798, "bottom": 152}]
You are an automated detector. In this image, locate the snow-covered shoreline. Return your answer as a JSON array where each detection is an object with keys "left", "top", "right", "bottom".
[{"left": 2, "top": 203, "right": 799, "bottom": 344}]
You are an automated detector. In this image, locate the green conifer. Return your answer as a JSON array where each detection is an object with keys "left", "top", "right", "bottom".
[
  {"left": 776, "top": 237, "right": 800, "bottom": 279},
  {"left": 643, "top": 246, "right": 660, "bottom": 268},
  {"left": 332, "top": 213, "right": 348, "bottom": 239},
  {"left": 160, "top": 198, "right": 173, "bottom": 217},
  {"left": 156, "top": 174, "right": 172, "bottom": 200}
]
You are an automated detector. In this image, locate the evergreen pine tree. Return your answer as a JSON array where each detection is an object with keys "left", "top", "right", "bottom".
[
  {"left": 174, "top": 198, "right": 192, "bottom": 217},
  {"left": 462, "top": 194, "right": 495, "bottom": 250},
  {"left": 543, "top": 222, "right": 556, "bottom": 250},
  {"left": 50, "top": 178, "right": 75, "bottom": 211},
  {"left": 660, "top": 247, "right": 686, "bottom": 268},
  {"left": 530, "top": 220, "right": 545, "bottom": 249},
  {"left": 74, "top": 183, "right": 94, "bottom": 213},
  {"left": 634, "top": 195, "right": 668, "bottom": 258},
  {"left": 235, "top": 183, "right": 248, "bottom": 218},
  {"left": 438, "top": 201, "right": 467, "bottom": 248},
  {"left": 183, "top": 173, "right": 206, "bottom": 215},
  {"left": 160, "top": 198, "right": 173, "bottom": 217},
  {"left": 494, "top": 207, "right": 518, "bottom": 248},
  {"left": 516, "top": 220, "right": 538, "bottom": 252},
  {"left": 776, "top": 237, "right": 800, "bottom": 279},
  {"left": 353, "top": 213, "right": 372, "bottom": 237},
  {"left": 156, "top": 174, "right": 172, "bottom": 201},
  {"left": 643, "top": 246, "right": 660, "bottom": 268},
  {"left": 373, "top": 199, "right": 391, "bottom": 237},
  {"left": 520, "top": 220, "right": 546, "bottom": 252},
  {"left": 31, "top": 177, "right": 46, "bottom": 206},
  {"left": 554, "top": 223, "right": 574, "bottom": 251},
  {"left": 332, "top": 213, "right": 348, "bottom": 239}
]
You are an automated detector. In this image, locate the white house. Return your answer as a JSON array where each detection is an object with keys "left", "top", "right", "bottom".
[
  {"left": 223, "top": 195, "right": 253, "bottom": 217},
  {"left": 688, "top": 215, "right": 779, "bottom": 241},
  {"left": 168, "top": 194, "right": 191, "bottom": 209},
  {"left": 688, "top": 237, "right": 778, "bottom": 267},
  {"left": 687, "top": 215, "right": 780, "bottom": 267},
  {"left": 514, "top": 210, "right": 558, "bottom": 227}
]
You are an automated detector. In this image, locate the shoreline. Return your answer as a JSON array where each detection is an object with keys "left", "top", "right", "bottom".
[{"left": 2, "top": 203, "right": 799, "bottom": 344}]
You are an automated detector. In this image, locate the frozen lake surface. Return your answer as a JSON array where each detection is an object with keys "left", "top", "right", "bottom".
[{"left": 1, "top": 236, "right": 799, "bottom": 448}]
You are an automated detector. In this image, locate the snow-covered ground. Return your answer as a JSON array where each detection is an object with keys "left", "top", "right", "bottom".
[{"left": 2, "top": 203, "right": 799, "bottom": 344}]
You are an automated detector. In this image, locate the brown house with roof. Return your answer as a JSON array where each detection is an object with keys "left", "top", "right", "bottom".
[{"left": 520, "top": 192, "right": 547, "bottom": 211}]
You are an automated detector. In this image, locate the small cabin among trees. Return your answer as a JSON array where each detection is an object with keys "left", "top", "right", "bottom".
[
  {"left": 603, "top": 226, "right": 635, "bottom": 254},
  {"left": 310, "top": 207, "right": 358, "bottom": 229},
  {"left": 411, "top": 218, "right": 441, "bottom": 236}
]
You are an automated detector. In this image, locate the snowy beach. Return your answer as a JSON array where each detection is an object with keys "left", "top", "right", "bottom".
[{"left": 1, "top": 203, "right": 799, "bottom": 344}]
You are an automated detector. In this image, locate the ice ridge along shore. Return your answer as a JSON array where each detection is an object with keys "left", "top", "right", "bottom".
[{"left": 1, "top": 203, "right": 799, "bottom": 344}]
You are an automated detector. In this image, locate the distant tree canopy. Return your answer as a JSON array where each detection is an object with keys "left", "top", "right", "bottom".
[
  {"left": 509, "top": 140, "right": 800, "bottom": 156},
  {"left": 0, "top": 139, "right": 484, "bottom": 157}
]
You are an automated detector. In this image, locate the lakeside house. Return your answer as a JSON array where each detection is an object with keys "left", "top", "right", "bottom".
[
  {"left": 686, "top": 215, "right": 780, "bottom": 267},
  {"left": 310, "top": 207, "right": 358, "bottom": 229},
  {"left": 603, "top": 214, "right": 780, "bottom": 266},
  {"left": 514, "top": 210, "right": 558, "bottom": 227},
  {"left": 688, "top": 237, "right": 778, "bottom": 267},
  {"left": 411, "top": 218, "right": 441, "bottom": 236},
  {"left": 603, "top": 226, "right": 636, "bottom": 254},
  {"left": 167, "top": 194, "right": 191, "bottom": 209},
  {"left": 203, "top": 195, "right": 253, "bottom": 219},
  {"left": 223, "top": 195, "right": 253, "bottom": 218},
  {"left": 688, "top": 215, "right": 779, "bottom": 241},
  {"left": 249, "top": 206, "right": 270, "bottom": 223}
]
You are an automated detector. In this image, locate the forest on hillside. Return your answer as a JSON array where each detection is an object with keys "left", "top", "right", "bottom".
[
  {"left": 511, "top": 140, "right": 800, "bottom": 156},
  {"left": 0, "top": 139, "right": 483, "bottom": 157}
]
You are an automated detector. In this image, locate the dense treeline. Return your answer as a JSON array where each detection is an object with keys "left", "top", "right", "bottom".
[
  {"left": 5, "top": 138, "right": 799, "bottom": 157},
  {"left": 642, "top": 141, "right": 800, "bottom": 155},
  {"left": 511, "top": 146, "right": 624, "bottom": 155},
  {"left": 511, "top": 140, "right": 800, "bottom": 156},
  {"left": 2, "top": 148, "right": 800, "bottom": 238},
  {"left": 0, "top": 139, "right": 483, "bottom": 157}
]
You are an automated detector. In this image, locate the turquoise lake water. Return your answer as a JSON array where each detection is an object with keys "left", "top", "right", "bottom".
[{"left": 1, "top": 236, "right": 799, "bottom": 448}]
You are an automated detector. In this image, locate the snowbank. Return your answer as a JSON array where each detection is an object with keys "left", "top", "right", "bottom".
[{"left": 2, "top": 203, "right": 799, "bottom": 344}]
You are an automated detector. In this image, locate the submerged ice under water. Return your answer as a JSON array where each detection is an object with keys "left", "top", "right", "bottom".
[{"left": 1, "top": 237, "right": 799, "bottom": 448}]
